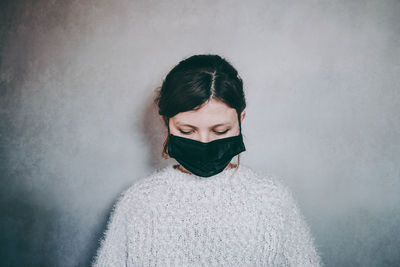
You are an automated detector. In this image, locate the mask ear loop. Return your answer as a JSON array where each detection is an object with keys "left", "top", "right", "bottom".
[
  {"left": 233, "top": 111, "right": 243, "bottom": 172},
  {"left": 166, "top": 117, "right": 170, "bottom": 135},
  {"left": 162, "top": 117, "right": 171, "bottom": 160},
  {"left": 238, "top": 112, "right": 242, "bottom": 135}
]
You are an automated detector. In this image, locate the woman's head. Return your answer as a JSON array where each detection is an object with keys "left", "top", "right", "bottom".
[{"left": 154, "top": 54, "right": 246, "bottom": 162}]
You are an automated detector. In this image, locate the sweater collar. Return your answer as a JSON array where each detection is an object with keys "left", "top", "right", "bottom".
[{"left": 167, "top": 163, "right": 242, "bottom": 184}]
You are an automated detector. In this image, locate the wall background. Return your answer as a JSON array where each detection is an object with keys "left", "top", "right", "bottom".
[{"left": 1, "top": 0, "right": 399, "bottom": 266}]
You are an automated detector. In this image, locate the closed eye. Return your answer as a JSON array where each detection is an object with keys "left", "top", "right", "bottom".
[
  {"left": 179, "top": 129, "right": 193, "bottom": 135},
  {"left": 214, "top": 129, "right": 229, "bottom": 135}
]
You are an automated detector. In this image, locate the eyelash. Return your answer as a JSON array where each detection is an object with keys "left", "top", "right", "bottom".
[{"left": 179, "top": 129, "right": 230, "bottom": 135}]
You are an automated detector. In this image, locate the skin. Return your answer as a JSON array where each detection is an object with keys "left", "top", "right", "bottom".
[{"left": 161, "top": 98, "right": 246, "bottom": 175}]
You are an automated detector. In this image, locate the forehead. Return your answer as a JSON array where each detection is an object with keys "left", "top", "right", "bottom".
[{"left": 172, "top": 99, "right": 237, "bottom": 125}]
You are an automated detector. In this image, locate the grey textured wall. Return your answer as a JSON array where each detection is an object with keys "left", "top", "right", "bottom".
[{"left": 1, "top": 0, "right": 399, "bottom": 266}]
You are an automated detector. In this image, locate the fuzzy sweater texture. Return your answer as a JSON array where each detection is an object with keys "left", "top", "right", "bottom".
[{"left": 92, "top": 164, "right": 321, "bottom": 266}]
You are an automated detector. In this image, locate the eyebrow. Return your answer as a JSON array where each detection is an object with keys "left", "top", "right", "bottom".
[{"left": 175, "top": 122, "right": 230, "bottom": 129}]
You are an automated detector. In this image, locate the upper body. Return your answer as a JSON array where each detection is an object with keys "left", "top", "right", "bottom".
[
  {"left": 93, "top": 54, "right": 321, "bottom": 266},
  {"left": 92, "top": 163, "right": 321, "bottom": 266}
]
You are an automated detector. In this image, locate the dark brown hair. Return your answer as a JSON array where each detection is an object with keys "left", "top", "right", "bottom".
[{"left": 154, "top": 54, "right": 246, "bottom": 168}]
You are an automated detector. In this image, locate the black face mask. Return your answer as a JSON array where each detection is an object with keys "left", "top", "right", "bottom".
[{"left": 167, "top": 133, "right": 246, "bottom": 178}]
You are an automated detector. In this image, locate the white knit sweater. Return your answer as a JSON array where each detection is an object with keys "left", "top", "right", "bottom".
[{"left": 92, "top": 164, "right": 321, "bottom": 266}]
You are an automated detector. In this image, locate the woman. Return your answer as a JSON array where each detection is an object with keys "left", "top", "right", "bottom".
[{"left": 92, "top": 54, "right": 321, "bottom": 266}]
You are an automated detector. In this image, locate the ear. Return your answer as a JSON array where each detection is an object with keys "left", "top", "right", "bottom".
[
  {"left": 240, "top": 110, "right": 246, "bottom": 122},
  {"left": 160, "top": 115, "right": 167, "bottom": 125},
  {"left": 161, "top": 115, "right": 170, "bottom": 134}
]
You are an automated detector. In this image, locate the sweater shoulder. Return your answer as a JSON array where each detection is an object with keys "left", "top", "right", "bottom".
[
  {"left": 116, "top": 166, "right": 172, "bottom": 207},
  {"left": 239, "top": 164, "right": 293, "bottom": 199},
  {"left": 238, "top": 165, "right": 303, "bottom": 219}
]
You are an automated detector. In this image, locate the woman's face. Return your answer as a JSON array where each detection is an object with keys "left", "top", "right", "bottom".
[{"left": 166, "top": 98, "right": 246, "bottom": 143}]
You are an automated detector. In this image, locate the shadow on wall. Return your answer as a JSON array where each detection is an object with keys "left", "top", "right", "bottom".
[
  {"left": 0, "top": 156, "right": 116, "bottom": 267},
  {"left": 86, "top": 196, "right": 121, "bottom": 266},
  {"left": 138, "top": 87, "right": 175, "bottom": 170},
  {"left": 0, "top": 168, "right": 45, "bottom": 266},
  {"left": 88, "top": 87, "right": 172, "bottom": 265}
]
